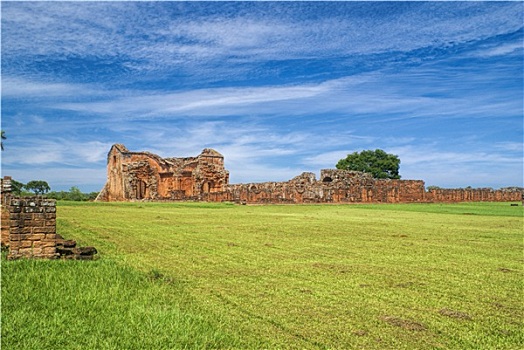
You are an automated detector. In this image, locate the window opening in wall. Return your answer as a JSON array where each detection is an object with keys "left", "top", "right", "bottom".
[{"left": 323, "top": 177, "right": 333, "bottom": 183}]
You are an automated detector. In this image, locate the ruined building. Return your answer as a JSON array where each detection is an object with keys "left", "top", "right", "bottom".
[
  {"left": 96, "top": 144, "right": 229, "bottom": 201},
  {"left": 96, "top": 144, "right": 522, "bottom": 204}
]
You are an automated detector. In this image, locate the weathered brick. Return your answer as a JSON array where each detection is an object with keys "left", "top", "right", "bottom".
[
  {"left": 31, "top": 247, "right": 43, "bottom": 255},
  {"left": 19, "top": 248, "right": 33, "bottom": 255},
  {"left": 42, "top": 247, "right": 57, "bottom": 255},
  {"left": 21, "top": 240, "right": 33, "bottom": 248},
  {"left": 28, "top": 234, "right": 45, "bottom": 241},
  {"left": 8, "top": 205, "right": 21, "bottom": 213},
  {"left": 33, "top": 227, "right": 55, "bottom": 234},
  {"left": 45, "top": 233, "right": 57, "bottom": 240},
  {"left": 9, "top": 234, "right": 21, "bottom": 241},
  {"left": 33, "top": 213, "right": 45, "bottom": 220},
  {"left": 31, "top": 220, "right": 45, "bottom": 227}
]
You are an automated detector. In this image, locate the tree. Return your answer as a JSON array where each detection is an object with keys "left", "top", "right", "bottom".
[
  {"left": 68, "top": 186, "right": 85, "bottom": 201},
  {"left": 336, "top": 149, "right": 401, "bottom": 179},
  {"left": 11, "top": 179, "right": 25, "bottom": 195},
  {"left": 24, "top": 180, "right": 51, "bottom": 195},
  {"left": 1, "top": 130, "right": 5, "bottom": 151}
]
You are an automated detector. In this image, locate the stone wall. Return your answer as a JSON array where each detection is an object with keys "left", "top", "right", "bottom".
[
  {"left": 96, "top": 145, "right": 523, "bottom": 204},
  {"left": 216, "top": 170, "right": 429, "bottom": 204},
  {"left": 6, "top": 196, "right": 59, "bottom": 259},
  {"left": 426, "top": 188, "right": 522, "bottom": 203},
  {"left": 1, "top": 176, "right": 98, "bottom": 260}
]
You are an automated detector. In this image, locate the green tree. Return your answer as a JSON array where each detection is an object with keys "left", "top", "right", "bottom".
[
  {"left": 336, "top": 149, "right": 401, "bottom": 179},
  {"left": 24, "top": 180, "right": 51, "bottom": 195},
  {"left": 1, "top": 130, "right": 5, "bottom": 151},
  {"left": 68, "top": 186, "right": 85, "bottom": 201},
  {"left": 11, "top": 179, "right": 25, "bottom": 195}
]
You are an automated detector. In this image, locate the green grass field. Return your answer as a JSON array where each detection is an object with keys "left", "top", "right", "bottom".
[{"left": 2, "top": 201, "right": 523, "bottom": 349}]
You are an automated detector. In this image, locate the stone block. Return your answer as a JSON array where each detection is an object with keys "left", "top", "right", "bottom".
[
  {"left": 73, "top": 246, "right": 98, "bottom": 256},
  {"left": 45, "top": 213, "right": 56, "bottom": 219},
  {"left": 28, "top": 234, "right": 45, "bottom": 241},
  {"left": 20, "top": 213, "right": 31, "bottom": 221},
  {"left": 31, "top": 247, "right": 43, "bottom": 255},
  {"left": 45, "top": 207, "right": 56, "bottom": 213},
  {"left": 33, "top": 227, "right": 55, "bottom": 234},
  {"left": 8, "top": 206, "right": 21, "bottom": 213},
  {"left": 9, "top": 241, "right": 21, "bottom": 249},
  {"left": 45, "top": 219, "right": 56, "bottom": 227},
  {"left": 21, "top": 240, "right": 33, "bottom": 248},
  {"left": 31, "top": 220, "right": 45, "bottom": 227},
  {"left": 34, "top": 241, "right": 55, "bottom": 248},
  {"left": 10, "top": 234, "right": 21, "bottom": 241},
  {"left": 9, "top": 227, "right": 21, "bottom": 234},
  {"left": 42, "top": 247, "right": 57, "bottom": 255},
  {"left": 18, "top": 248, "right": 33, "bottom": 255},
  {"left": 58, "top": 240, "right": 77, "bottom": 248}
]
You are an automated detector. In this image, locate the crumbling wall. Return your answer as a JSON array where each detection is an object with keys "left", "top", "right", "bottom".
[
  {"left": 96, "top": 145, "right": 522, "bottom": 204},
  {"left": 426, "top": 188, "right": 522, "bottom": 202},
  {"left": 6, "top": 197, "right": 59, "bottom": 259},
  {"left": 221, "top": 170, "right": 428, "bottom": 204},
  {"left": 97, "top": 144, "right": 229, "bottom": 201},
  {"left": 1, "top": 176, "right": 98, "bottom": 260}
]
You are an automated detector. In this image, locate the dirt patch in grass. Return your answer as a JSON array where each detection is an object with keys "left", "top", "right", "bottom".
[
  {"left": 439, "top": 308, "right": 472, "bottom": 320},
  {"left": 352, "top": 329, "right": 368, "bottom": 336},
  {"left": 498, "top": 267, "right": 512, "bottom": 273},
  {"left": 380, "top": 316, "right": 427, "bottom": 331}
]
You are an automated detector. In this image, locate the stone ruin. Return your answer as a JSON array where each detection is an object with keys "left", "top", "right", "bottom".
[
  {"left": 96, "top": 144, "right": 523, "bottom": 204},
  {"left": 96, "top": 144, "right": 229, "bottom": 201},
  {"left": 1, "top": 176, "right": 97, "bottom": 260}
]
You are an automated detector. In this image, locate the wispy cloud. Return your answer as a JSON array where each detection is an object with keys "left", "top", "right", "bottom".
[{"left": 1, "top": 2, "right": 522, "bottom": 191}]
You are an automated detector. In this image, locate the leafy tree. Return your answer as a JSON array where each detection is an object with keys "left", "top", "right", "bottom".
[
  {"left": 11, "top": 179, "right": 25, "bottom": 195},
  {"left": 24, "top": 180, "right": 51, "bottom": 195},
  {"left": 1, "top": 130, "right": 5, "bottom": 151},
  {"left": 336, "top": 149, "right": 401, "bottom": 179},
  {"left": 68, "top": 186, "right": 85, "bottom": 201}
]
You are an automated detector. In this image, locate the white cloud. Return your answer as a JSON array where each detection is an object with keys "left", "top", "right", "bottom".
[
  {"left": 2, "top": 2, "right": 522, "bottom": 72},
  {"left": 475, "top": 42, "right": 522, "bottom": 57}
]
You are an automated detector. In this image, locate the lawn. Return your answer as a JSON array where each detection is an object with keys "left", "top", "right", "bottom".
[{"left": 2, "top": 201, "right": 523, "bottom": 349}]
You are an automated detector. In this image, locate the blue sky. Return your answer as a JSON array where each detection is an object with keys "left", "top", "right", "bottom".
[{"left": 1, "top": 1, "right": 523, "bottom": 192}]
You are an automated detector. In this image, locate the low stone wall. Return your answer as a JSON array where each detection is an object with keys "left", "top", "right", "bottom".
[
  {"left": 6, "top": 197, "right": 58, "bottom": 259},
  {"left": 426, "top": 188, "right": 522, "bottom": 203},
  {"left": 0, "top": 192, "right": 98, "bottom": 260}
]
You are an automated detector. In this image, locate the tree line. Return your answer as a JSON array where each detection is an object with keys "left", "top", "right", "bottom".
[{"left": 8, "top": 179, "right": 98, "bottom": 201}]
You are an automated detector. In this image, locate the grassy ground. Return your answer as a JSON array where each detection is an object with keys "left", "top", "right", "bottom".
[{"left": 2, "top": 201, "right": 523, "bottom": 349}]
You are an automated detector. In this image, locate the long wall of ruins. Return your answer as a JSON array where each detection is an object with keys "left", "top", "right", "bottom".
[{"left": 96, "top": 144, "right": 522, "bottom": 204}]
